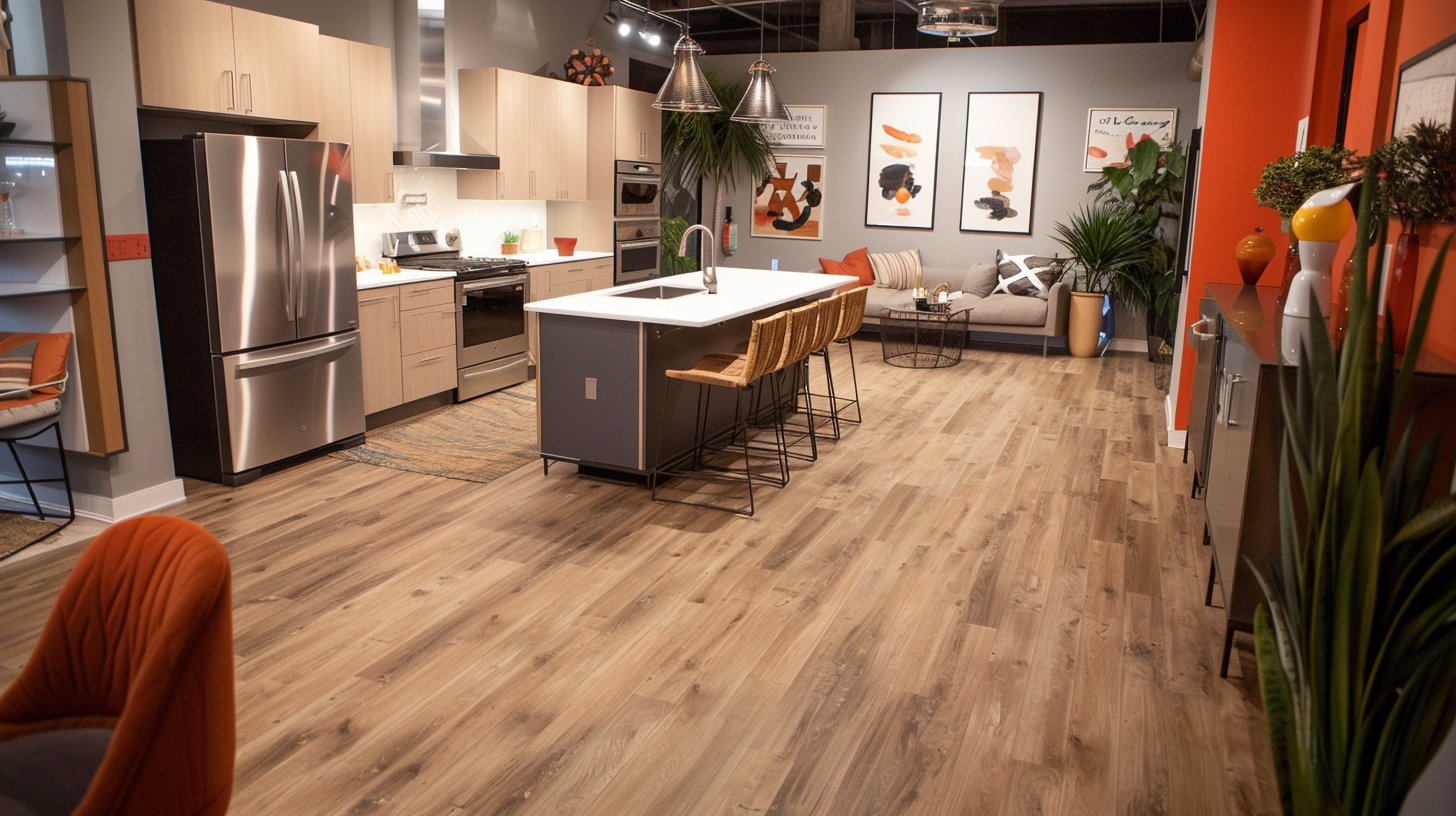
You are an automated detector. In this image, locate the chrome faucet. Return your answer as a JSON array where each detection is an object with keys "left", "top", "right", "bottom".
[{"left": 678, "top": 224, "right": 717, "bottom": 294}]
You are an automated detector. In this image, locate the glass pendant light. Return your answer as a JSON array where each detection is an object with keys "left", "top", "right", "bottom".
[
  {"left": 653, "top": 4, "right": 719, "bottom": 113},
  {"left": 731, "top": 3, "right": 790, "bottom": 123},
  {"left": 916, "top": 1, "right": 1000, "bottom": 37}
]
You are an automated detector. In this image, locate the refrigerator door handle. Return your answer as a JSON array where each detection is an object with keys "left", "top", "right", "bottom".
[
  {"left": 234, "top": 334, "right": 358, "bottom": 372},
  {"left": 276, "top": 171, "right": 295, "bottom": 322},
  {"left": 288, "top": 170, "right": 307, "bottom": 318}
]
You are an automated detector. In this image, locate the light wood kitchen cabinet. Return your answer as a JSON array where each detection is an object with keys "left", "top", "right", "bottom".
[
  {"left": 348, "top": 41, "right": 396, "bottom": 205},
  {"left": 134, "top": 0, "right": 320, "bottom": 122},
  {"left": 459, "top": 68, "right": 586, "bottom": 201},
  {"left": 357, "top": 279, "right": 458, "bottom": 414},
  {"left": 610, "top": 86, "right": 661, "bottom": 162},
  {"left": 357, "top": 288, "right": 403, "bottom": 415},
  {"left": 315, "top": 36, "right": 353, "bottom": 144}
]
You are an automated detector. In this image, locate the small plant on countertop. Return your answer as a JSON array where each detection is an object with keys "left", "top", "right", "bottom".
[{"left": 501, "top": 231, "right": 519, "bottom": 244}]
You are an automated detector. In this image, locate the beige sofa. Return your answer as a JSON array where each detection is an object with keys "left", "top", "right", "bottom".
[{"left": 859, "top": 265, "right": 1071, "bottom": 356}]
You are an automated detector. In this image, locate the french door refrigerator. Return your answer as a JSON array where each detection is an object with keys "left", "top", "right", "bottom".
[{"left": 142, "top": 134, "right": 365, "bottom": 485}]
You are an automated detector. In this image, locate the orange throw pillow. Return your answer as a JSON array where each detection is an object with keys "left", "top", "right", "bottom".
[{"left": 819, "top": 247, "right": 874, "bottom": 287}]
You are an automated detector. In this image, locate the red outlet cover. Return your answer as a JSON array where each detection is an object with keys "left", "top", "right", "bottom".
[{"left": 106, "top": 234, "right": 151, "bottom": 261}]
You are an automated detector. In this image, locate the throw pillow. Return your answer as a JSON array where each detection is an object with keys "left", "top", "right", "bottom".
[
  {"left": 819, "top": 247, "right": 874, "bottom": 287},
  {"left": 868, "top": 249, "right": 922, "bottom": 289},
  {"left": 961, "top": 260, "right": 999, "bottom": 298},
  {"left": 993, "top": 252, "right": 1062, "bottom": 299},
  {"left": 0, "top": 340, "right": 36, "bottom": 398}
]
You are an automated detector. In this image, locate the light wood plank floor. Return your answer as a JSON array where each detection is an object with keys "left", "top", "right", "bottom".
[{"left": 0, "top": 341, "right": 1280, "bottom": 815}]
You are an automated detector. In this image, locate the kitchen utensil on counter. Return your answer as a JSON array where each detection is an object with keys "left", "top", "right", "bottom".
[{"left": 554, "top": 237, "right": 578, "bottom": 257}]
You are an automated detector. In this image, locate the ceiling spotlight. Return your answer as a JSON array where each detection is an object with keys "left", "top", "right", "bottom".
[
  {"left": 640, "top": 22, "right": 664, "bottom": 46},
  {"left": 618, "top": 18, "right": 635, "bottom": 37},
  {"left": 604, "top": 10, "right": 620, "bottom": 25},
  {"left": 917, "top": 1, "right": 1000, "bottom": 37}
]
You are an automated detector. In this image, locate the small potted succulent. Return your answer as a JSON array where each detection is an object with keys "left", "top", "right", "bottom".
[{"left": 500, "top": 231, "right": 520, "bottom": 255}]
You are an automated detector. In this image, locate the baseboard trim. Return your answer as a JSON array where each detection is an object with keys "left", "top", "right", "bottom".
[
  {"left": 74, "top": 479, "right": 187, "bottom": 523},
  {"left": 1165, "top": 393, "right": 1187, "bottom": 450},
  {"left": 1108, "top": 337, "right": 1150, "bottom": 353}
]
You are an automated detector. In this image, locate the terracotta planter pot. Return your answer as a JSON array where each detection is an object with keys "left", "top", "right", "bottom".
[
  {"left": 1068, "top": 292, "right": 1106, "bottom": 358},
  {"left": 501, "top": 243, "right": 519, "bottom": 255}
]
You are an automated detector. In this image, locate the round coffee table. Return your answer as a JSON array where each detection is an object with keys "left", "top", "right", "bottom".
[{"left": 879, "top": 307, "right": 970, "bottom": 368}]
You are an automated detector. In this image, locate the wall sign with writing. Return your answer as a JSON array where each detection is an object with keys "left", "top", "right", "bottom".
[
  {"left": 761, "top": 105, "right": 827, "bottom": 148},
  {"left": 1083, "top": 107, "right": 1179, "bottom": 172}
]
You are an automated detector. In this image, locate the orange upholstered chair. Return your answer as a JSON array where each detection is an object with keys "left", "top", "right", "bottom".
[{"left": 0, "top": 515, "right": 235, "bottom": 816}]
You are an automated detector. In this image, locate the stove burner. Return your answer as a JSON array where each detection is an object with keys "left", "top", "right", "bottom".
[{"left": 398, "top": 256, "right": 528, "bottom": 277}]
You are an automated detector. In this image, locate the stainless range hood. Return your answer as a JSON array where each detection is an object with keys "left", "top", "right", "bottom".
[
  {"left": 392, "top": 150, "right": 499, "bottom": 170},
  {"left": 391, "top": 0, "right": 498, "bottom": 171}
]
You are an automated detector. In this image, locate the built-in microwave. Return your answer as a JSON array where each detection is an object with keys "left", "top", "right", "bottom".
[
  {"left": 614, "top": 160, "right": 661, "bottom": 218},
  {"left": 615, "top": 220, "right": 662, "bottom": 285}
]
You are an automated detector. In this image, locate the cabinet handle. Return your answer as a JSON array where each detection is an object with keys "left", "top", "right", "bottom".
[
  {"left": 1189, "top": 315, "right": 1215, "bottom": 343},
  {"left": 386, "top": 172, "right": 395, "bottom": 202},
  {"left": 1225, "top": 374, "right": 1246, "bottom": 428},
  {"left": 639, "top": 132, "right": 645, "bottom": 158},
  {"left": 416, "top": 355, "right": 445, "bottom": 364},
  {"left": 242, "top": 73, "right": 254, "bottom": 114},
  {"left": 404, "top": 290, "right": 435, "bottom": 297},
  {"left": 530, "top": 170, "right": 536, "bottom": 198},
  {"left": 498, "top": 171, "right": 504, "bottom": 199},
  {"left": 224, "top": 70, "right": 236, "bottom": 111},
  {"left": 392, "top": 295, "right": 399, "bottom": 328},
  {"left": 359, "top": 295, "right": 389, "bottom": 305}
]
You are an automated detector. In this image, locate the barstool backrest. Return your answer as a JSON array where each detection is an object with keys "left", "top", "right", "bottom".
[
  {"left": 812, "top": 294, "right": 844, "bottom": 352},
  {"left": 743, "top": 311, "right": 791, "bottom": 384},
  {"left": 834, "top": 286, "right": 870, "bottom": 342},
  {"left": 780, "top": 302, "right": 821, "bottom": 370}
]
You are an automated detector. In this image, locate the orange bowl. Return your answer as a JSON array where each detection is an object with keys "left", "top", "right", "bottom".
[{"left": 554, "top": 237, "right": 578, "bottom": 257}]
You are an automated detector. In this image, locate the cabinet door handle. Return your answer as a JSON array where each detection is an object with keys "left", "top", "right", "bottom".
[
  {"left": 359, "top": 295, "right": 389, "bottom": 305},
  {"left": 242, "top": 72, "right": 254, "bottom": 114},
  {"left": 1189, "top": 315, "right": 1215, "bottom": 343},
  {"left": 416, "top": 355, "right": 444, "bottom": 364},
  {"left": 386, "top": 172, "right": 395, "bottom": 202},
  {"left": 498, "top": 171, "right": 504, "bottom": 199},
  {"left": 1225, "top": 374, "right": 1246, "bottom": 427},
  {"left": 640, "top": 132, "right": 646, "bottom": 158},
  {"left": 224, "top": 70, "right": 236, "bottom": 110}
]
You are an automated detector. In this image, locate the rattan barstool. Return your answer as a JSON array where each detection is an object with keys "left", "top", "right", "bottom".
[
  {"left": 650, "top": 311, "right": 790, "bottom": 516},
  {"left": 811, "top": 286, "right": 868, "bottom": 440}
]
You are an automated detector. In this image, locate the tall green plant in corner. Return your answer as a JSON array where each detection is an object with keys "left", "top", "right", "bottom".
[
  {"left": 1252, "top": 164, "right": 1456, "bottom": 816},
  {"left": 661, "top": 70, "right": 775, "bottom": 250}
]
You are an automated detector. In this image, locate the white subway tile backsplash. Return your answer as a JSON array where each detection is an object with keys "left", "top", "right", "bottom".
[{"left": 352, "top": 166, "right": 547, "bottom": 259}]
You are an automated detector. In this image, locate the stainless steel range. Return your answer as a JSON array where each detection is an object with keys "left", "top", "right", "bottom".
[{"left": 383, "top": 231, "right": 530, "bottom": 401}]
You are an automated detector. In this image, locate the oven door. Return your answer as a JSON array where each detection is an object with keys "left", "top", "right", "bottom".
[
  {"left": 615, "top": 174, "right": 661, "bottom": 218},
  {"left": 457, "top": 274, "right": 529, "bottom": 368},
  {"left": 615, "top": 238, "right": 662, "bottom": 285}
]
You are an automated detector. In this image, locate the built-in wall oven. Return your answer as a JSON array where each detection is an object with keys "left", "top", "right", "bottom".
[
  {"left": 615, "top": 220, "right": 662, "bottom": 285},
  {"left": 615, "top": 160, "right": 661, "bottom": 218}
]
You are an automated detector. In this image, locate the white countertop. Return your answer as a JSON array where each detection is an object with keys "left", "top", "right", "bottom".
[
  {"left": 525, "top": 267, "right": 857, "bottom": 328},
  {"left": 355, "top": 268, "right": 455, "bottom": 291},
  {"left": 513, "top": 249, "right": 613, "bottom": 266}
]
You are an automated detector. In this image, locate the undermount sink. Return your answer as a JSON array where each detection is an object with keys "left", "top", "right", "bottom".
[{"left": 612, "top": 285, "right": 702, "bottom": 300}]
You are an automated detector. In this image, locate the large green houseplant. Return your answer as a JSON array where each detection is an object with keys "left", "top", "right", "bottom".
[
  {"left": 1252, "top": 164, "right": 1456, "bottom": 816},
  {"left": 1372, "top": 121, "right": 1456, "bottom": 351},
  {"left": 1051, "top": 201, "right": 1154, "bottom": 358},
  {"left": 660, "top": 70, "right": 775, "bottom": 260}
]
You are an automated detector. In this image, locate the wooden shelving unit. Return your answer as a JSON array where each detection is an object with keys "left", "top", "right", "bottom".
[{"left": 0, "top": 77, "right": 127, "bottom": 456}]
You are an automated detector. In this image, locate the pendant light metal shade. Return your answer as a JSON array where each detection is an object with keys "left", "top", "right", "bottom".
[
  {"left": 653, "top": 34, "right": 721, "bottom": 113},
  {"left": 730, "top": 60, "right": 791, "bottom": 123},
  {"left": 916, "top": 1, "right": 1000, "bottom": 37}
]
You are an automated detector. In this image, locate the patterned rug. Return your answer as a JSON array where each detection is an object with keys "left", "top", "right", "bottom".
[
  {"left": 0, "top": 513, "right": 63, "bottom": 560},
  {"left": 331, "top": 381, "right": 539, "bottom": 484}
]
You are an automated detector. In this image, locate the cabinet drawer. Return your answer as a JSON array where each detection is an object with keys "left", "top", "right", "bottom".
[
  {"left": 400, "top": 302, "right": 457, "bottom": 355},
  {"left": 547, "top": 263, "right": 592, "bottom": 285},
  {"left": 400, "top": 279, "right": 455, "bottom": 309},
  {"left": 402, "top": 345, "right": 458, "bottom": 402}
]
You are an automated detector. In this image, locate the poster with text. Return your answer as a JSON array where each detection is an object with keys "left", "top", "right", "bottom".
[
  {"left": 762, "top": 105, "right": 827, "bottom": 148},
  {"left": 864, "top": 93, "right": 941, "bottom": 230},
  {"left": 753, "top": 155, "right": 825, "bottom": 240},
  {"left": 1083, "top": 108, "right": 1178, "bottom": 172},
  {"left": 960, "top": 92, "right": 1042, "bottom": 235}
]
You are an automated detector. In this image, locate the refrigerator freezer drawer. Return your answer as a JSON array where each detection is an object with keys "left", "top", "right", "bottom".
[{"left": 220, "top": 332, "right": 365, "bottom": 473}]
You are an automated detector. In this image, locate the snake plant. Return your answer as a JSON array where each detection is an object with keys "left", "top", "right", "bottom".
[{"left": 1251, "top": 165, "right": 1456, "bottom": 815}]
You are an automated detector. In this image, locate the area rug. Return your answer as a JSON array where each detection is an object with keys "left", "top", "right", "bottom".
[
  {"left": 0, "top": 513, "right": 63, "bottom": 560},
  {"left": 331, "top": 381, "right": 539, "bottom": 484}
]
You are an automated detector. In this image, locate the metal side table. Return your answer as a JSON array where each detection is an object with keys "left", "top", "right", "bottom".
[{"left": 879, "top": 307, "right": 969, "bottom": 368}]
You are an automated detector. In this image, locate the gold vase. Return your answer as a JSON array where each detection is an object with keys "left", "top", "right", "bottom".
[{"left": 1068, "top": 292, "right": 1105, "bottom": 358}]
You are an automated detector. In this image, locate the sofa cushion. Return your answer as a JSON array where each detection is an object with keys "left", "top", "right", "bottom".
[
  {"left": 819, "top": 247, "right": 874, "bottom": 287},
  {"left": 962, "top": 261, "right": 999, "bottom": 298},
  {"left": 970, "top": 293, "right": 1049, "bottom": 327},
  {"left": 864, "top": 284, "right": 917, "bottom": 317},
  {"left": 0, "top": 341, "right": 35, "bottom": 398},
  {"left": 868, "top": 249, "right": 922, "bottom": 289},
  {"left": 993, "top": 252, "right": 1063, "bottom": 299}
]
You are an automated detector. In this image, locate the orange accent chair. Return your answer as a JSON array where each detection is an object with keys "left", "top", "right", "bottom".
[
  {"left": 0, "top": 515, "right": 235, "bottom": 816},
  {"left": 0, "top": 332, "right": 77, "bottom": 557}
]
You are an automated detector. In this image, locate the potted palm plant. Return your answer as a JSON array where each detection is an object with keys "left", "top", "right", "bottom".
[
  {"left": 1052, "top": 202, "right": 1154, "bottom": 358},
  {"left": 660, "top": 70, "right": 774, "bottom": 257},
  {"left": 1252, "top": 165, "right": 1456, "bottom": 815}
]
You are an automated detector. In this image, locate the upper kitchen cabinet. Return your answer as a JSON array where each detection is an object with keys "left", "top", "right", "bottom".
[
  {"left": 134, "top": 0, "right": 320, "bottom": 123},
  {"left": 318, "top": 36, "right": 395, "bottom": 204},
  {"left": 458, "top": 68, "right": 586, "bottom": 201},
  {"left": 608, "top": 86, "right": 661, "bottom": 163}
]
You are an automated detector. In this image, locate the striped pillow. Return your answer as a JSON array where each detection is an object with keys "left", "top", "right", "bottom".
[
  {"left": 0, "top": 340, "right": 36, "bottom": 398},
  {"left": 868, "top": 249, "right": 922, "bottom": 290}
]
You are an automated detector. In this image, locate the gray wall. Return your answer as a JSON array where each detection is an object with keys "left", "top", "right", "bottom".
[{"left": 700, "top": 43, "right": 1201, "bottom": 339}]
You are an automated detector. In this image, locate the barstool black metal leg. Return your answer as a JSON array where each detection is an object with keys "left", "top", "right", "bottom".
[
  {"left": 1219, "top": 625, "right": 1236, "bottom": 678},
  {"left": 820, "top": 349, "right": 842, "bottom": 440},
  {"left": 843, "top": 336, "right": 863, "bottom": 424},
  {"left": 651, "top": 378, "right": 681, "bottom": 502},
  {"left": 1205, "top": 553, "right": 1218, "bottom": 607}
]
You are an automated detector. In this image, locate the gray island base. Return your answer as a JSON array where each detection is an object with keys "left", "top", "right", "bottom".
[{"left": 528, "top": 268, "right": 857, "bottom": 479}]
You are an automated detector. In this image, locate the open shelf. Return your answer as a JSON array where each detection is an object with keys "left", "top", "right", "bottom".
[
  {"left": 0, "top": 137, "right": 71, "bottom": 149},
  {"left": 0, "top": 282, "right": 86, "bottom": 299},
  {"left": 0, "top": 233, "right": 82, "bottom": 243}
]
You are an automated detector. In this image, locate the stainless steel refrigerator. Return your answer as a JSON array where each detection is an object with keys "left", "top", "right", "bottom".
[{"left": 142, "top": 134, "right": 365, "bottom": 485}]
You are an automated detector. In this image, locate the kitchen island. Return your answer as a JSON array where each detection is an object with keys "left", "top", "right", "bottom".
[{"left": 526, "top": 268, "right": 856, "bottom": 477}]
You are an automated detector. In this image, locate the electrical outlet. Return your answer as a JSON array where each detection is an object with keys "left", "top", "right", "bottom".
[
  {"left": 585, "top": 377, "right": 597, "bottom": 400},
  {"left": 106, "top": 233, "right": 151, "bottom": 261}
]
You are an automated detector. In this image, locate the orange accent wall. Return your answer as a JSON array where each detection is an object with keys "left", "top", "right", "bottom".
[{"left": 1173, "top": 0, "right": 1456, "bottom": 429}]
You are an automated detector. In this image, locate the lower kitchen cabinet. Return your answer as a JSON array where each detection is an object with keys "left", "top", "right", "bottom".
[
  {"left": 358, "top": 279, "right": 458, "bottom": 414},
  {"left": 526, "top": 258, "right": 614, "bottom": 363}
]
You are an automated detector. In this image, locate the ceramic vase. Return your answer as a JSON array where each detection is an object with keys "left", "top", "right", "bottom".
[
  {"left": 1330, "top": 257, "right": 1355, "bottom": 352},
  {"left": 1068, "top": 292, "right": 1105, "bottom": 358},
  {"left": 1235, "top": 227, "right": 1276, "bottom": 286},
  {"left": 1388, "top": 230, "right": 1419, "bottom": 353},
  {"left": 1275, "top": 242, "right": 1301, "bottom": 305},
  {"left": 1284, "top": 239, "right": 1336, "bottom": 319}
]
